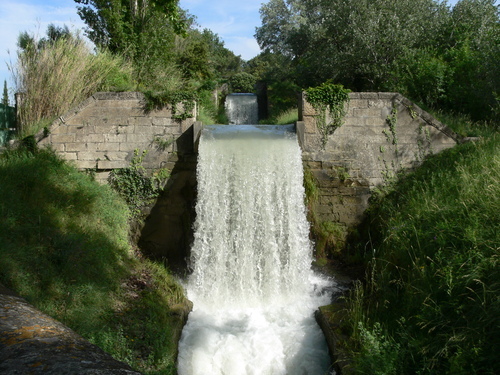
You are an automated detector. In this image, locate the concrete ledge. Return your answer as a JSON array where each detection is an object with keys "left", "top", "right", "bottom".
[{"left": 0, "top": 286, "right": 141, "bottom": 374}]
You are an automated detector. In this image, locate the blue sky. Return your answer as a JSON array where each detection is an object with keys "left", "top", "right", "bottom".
[{"left": 0, "top": 0, "right": 484, "bottom": 100}]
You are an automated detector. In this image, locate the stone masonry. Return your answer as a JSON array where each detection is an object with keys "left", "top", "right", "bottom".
[
  {"left": 38, "top": 91, "right": 198, "bottom": 183},
  {"left": 297, "top": 92, "right": 460, "bottom": 238}
]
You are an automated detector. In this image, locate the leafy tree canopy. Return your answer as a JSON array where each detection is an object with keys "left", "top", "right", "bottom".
[
  {"left": 255, "top": 0, "right": 500, "bottom": 120},
  {"left": 74, "top": 0, "right": 186, "bottom": 54}
]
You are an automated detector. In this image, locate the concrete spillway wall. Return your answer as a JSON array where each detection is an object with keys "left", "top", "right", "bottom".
[
  {"left": 38, "top": 91, "right": 199, "bottom": 183},
  {"left": 297, "top": 92, "right": 459, "bottom": 240}
]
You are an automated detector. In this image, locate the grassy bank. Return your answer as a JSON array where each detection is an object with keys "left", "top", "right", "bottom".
[
  {"left": 0, "top": 146, "right": 188, "bottom": 374},
  {"left": 342, "top": 133, "right": 499, "bottom": 374}
]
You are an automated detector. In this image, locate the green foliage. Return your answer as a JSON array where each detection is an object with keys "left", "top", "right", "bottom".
[
  {"left": 74, "top": 0, "right": 186, "bottom": 53},
  {"left": 303, "top": 167, "right": 347, "bottom": 261},
  {"left": 315, "top": 221, "right": 346, "bottom": 258},
  {"left": 267, "top": 80, "right": 301, "bottom": 118},
  {"left": 303, "top": 167, "right": 319, "bottom": 206},
  {"left": 10, "top": 26, "right": 134, "bottom": 137},
  {"left": 2, "top": 80, "right": 8, "bottom": 106},
  {"left": 260, "top": 107, "right": 298, "bottom": 125},
  {"left": 152, "top": 136, "right": 174, "bottom": 152},
  {"left": 305, "top": 82, "right": 350, "bottom": 146},
  {"left": 256, "top": 0, "right": 500, "bottom": 121},
  {"left": 228, "top": 72, "right": 257, "bottom": 93},
  {"left": 345, "top": 135, "right": 500, "bottom": 374},
  {"left": 386, "top": 107, "right": 398, "bottom": 146},
  {"left": 144, "top": 90, "right": 197, "bottom": 120},
  {"left": 0, "top": 147, "right": 186, "bottom": 374},
  {"left": 355, "top": 322, "right": 401, "bottom": 375},
  {"left": 429, "top": 108, "right": 498, "bottom": 138},
  {"left": 108, "top": 150, "right": 169, "bottom": 217}
]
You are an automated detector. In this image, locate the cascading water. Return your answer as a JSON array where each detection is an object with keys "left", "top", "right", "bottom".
[
  {"left": 178, "top": 125, "right": 334, "bottom": 375},
  {"left": 225, "top": 93, "right": 259, "bottom": 124}
]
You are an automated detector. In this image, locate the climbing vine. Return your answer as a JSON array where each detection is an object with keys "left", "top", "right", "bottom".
[
  {"left": 108, "top": 149, "right": 169, "bottom": 218},
  {"left": 144, "top": 90, "right": 197, "bottom": 120},
  {"left": 386, "top": 107, "right": 398, "bottom": 146},
  {"left": 305, "top": 83, "right": 350, "bottom": 147}
]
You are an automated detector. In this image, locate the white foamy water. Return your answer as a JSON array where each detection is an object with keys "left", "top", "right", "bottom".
[
  {"left": 225, "top": 94, "right": 259, "bottom": 124},
  {"left": 177, "top": 125, "right": 334, "bottom": 375}
]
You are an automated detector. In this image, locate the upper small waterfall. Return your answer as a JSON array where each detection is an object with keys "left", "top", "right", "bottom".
[{"left": 225, "top": 93, "right": 259, "bottom": 124}]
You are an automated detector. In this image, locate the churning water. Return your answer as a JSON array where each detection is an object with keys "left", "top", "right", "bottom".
[{"left": 177, "top": 125, "right": 334, "bottom": 375}]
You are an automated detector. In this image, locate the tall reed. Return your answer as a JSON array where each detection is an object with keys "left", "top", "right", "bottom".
[{"left": 10, "top": 33, "right": 133, "bottom": 137}]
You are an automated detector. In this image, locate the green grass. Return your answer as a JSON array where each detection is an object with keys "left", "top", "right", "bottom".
[
  {"left": 259, "top": 107, "right": 299, "bottom": 125},
  {"left": 0, "top": 147, "right": 187, "bottom": 374},
  {"left": 425, "top": 107, "right": 498, "bottom": 138},
  {"left": 344, "top": 134, "right": 499, "bottom": 374}
]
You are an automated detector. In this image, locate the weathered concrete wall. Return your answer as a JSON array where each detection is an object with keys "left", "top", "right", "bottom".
[
  {"left": 297, "top": 92, "right": 460, "bottom": 237},
  {"left": 38, "top": 91, "right": 197, "bottom": 183}
]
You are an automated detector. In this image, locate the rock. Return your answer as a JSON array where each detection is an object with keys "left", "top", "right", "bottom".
[{"left": 0, "top": 288, "right": 142, "bottom": 374}]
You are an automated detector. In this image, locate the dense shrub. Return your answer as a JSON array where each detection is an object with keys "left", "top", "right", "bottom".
[{"left": 228, "top": 72, "right": 256, "bottom": 93}]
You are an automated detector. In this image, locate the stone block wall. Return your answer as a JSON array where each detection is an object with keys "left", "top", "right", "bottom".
[
  {"left": 38, "top": 92, "right": 197, "bottom": 183},
  {"left": 297, "top": 92, "right": 460, "bottom": 235}
]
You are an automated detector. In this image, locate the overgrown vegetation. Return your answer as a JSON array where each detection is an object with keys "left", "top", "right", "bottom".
[
  {"left": 0, "top": 146, "right": 187, "bottom": 374},
  {"left": 258, "top": 107, "right": 298, "bottom": 125},
  {"left": 303, "top": 167, "right": 347, "bottom": 264},
  {"left": 342, "top": 134, "right": 499, "bottom": 374},
  {"left": 9, "top": 3, "right": 244, "bottom": 139},
  {"left": 255, "top": 0, "right": 500, "bottom": 123},
  {"left": 10, "top": 26, "right": 134, "bottom": 137},
  {"left": 143, "top": 90, "right": 197, "bottom": 120},
  {"left": 305, "top": 82, "right": 351, "bottom": 146},
  {"left": 108, "top": 149, "right": 169, "bottom": 218},
  {"left": 228, "top": 72, "right": 257, "bottom": 93}
]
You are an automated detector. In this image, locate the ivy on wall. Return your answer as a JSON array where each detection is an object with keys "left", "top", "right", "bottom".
[
  {"left": 108, "top": 149, "right": 169, "bottom": 218},
  {"left": 305, "top": 83, "right": 350, "bottom": 147}
]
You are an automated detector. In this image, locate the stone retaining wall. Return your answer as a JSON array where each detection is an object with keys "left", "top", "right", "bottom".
[
  {"left": 38, "top": 92, "right": 197, "bottom": 183},
  {"left": 297, "top": 92, "right": 459, "bottom": 240}
]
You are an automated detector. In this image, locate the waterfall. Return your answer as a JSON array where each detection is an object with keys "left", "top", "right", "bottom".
[
  {"left": 178, "top": 125, "right": 334, "bottom": 375},
  {"left": 225, "top": 94, "right": 259, "bottom": 124}
]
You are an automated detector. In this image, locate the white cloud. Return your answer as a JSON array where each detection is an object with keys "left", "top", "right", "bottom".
[{"left": 225, "top": 36, "right": 261, "bottom": 61}]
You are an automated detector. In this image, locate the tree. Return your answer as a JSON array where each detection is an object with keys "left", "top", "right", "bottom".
[
  {"left": 228, "top": 72, "right": 256, "bottom": 93},
  {"left": 256, "top": 0, "right": 499, "bottom": 121},
  {"left": 256, "top": 0, "right": 449, "bottom": 89},
  {"left": 441, "top": 0, "right": 500, "bottom": 119},
  {"left": 2, "top": 80, "right": 8, "bottom": 106},
  {"left": 174, "top": 28, "right": 243, "bottom": 82},
  {"left": 74, "top": 0, "right": 185, "bottom": 53},
  {"left": 74, "top": 0, "right": 187, "bottom": 89}
]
